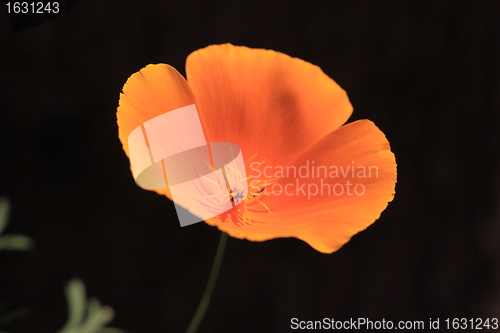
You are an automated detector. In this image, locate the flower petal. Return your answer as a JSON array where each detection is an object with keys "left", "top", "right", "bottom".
[
  {"left": 206, "top": 120, "right": 396, "bottom": 253},
  {"left": 117, "top": 64, "right": 195, "bottom": 198},
  {"left": 186, "top": 44, "right": 353, "bottom": 168}
]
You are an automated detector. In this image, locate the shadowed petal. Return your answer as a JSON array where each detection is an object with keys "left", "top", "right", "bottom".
[{"left": 186, "top": 44, "right": 353, "bottom": 168}]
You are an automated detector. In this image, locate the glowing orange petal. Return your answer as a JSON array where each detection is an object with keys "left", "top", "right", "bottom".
[
  {"left": 206, "top": 120, "right": 396, "bottom": 253},
  {"left": 186, "top": 44, "right": 353, "bottom": 168},
  {"left": 117, "top": 64, "right": 196, "bottom": 199},
  {"left": 117, "top": 47, "right": 396, "bottom": 254}
]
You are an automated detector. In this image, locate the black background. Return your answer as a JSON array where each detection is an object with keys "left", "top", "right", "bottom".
[{"left": 1, "top": 1, "right": 500, "bottom": 332}]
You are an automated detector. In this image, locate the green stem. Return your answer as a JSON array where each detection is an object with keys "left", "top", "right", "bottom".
[{"left": 185, "top": 232, "right": 228, "bottom": 333}]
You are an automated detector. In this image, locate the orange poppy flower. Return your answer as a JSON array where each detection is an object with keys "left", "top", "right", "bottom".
[{"left": 117, "top": 44, "right": 396, "bottom": 253}]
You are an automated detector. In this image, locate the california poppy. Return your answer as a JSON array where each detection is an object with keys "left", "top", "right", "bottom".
[{"left": 117, "top": 44, "right": 396, "bottom": 254}]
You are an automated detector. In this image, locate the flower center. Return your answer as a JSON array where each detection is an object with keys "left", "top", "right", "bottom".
[{"left": 216, "top": 153, "right": 277, "bottom": 226}]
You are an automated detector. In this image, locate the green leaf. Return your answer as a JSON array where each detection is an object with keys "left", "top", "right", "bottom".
[
  {"left": 0, "top": 197, "right": 10, "bottom": 236},
  {"left": 0, "top": 234, "right": 34, "bottom": 251},
  {"left": 62, "top": 278, "right": 87, "bottom": 331},
  {"left": 55, "top": 278, "right": 128, "bottom": 333},
  {"left": 85, "top": 298, "right": 113, "bottom": 328}
]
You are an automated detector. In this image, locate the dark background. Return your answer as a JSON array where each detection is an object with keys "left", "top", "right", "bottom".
[{"left": 1, "top": 0, "right": 499, "bottom": 332}]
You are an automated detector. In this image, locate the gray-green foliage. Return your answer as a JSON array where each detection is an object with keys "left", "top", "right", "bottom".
[
  {"left": 0, "top": 197, "right": 33, "bottom": 251},
  {"left": 0, "top": 197, "right": 33, "bottom": 331},
  {"left": 0, "top": 197, "right": 127, "bottom": 333},
  {"left": 0, "top": 278, "right": 126, "bottom": 333},
  {"left": 55, "top": 279, "right": 125, "bottom": 333}
]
